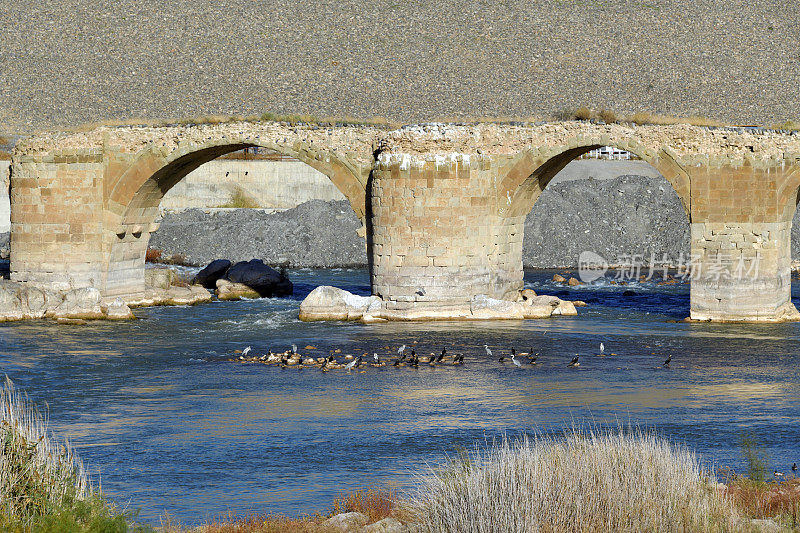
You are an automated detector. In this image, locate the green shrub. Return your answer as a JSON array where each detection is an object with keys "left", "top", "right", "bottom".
[{"left": 739, "top": 432, "right": 769, "bottom": 482}]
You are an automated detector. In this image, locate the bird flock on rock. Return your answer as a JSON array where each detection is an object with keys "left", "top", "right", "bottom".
[{"left": 228, "top": 341, "right": 674, "bottom": 372}]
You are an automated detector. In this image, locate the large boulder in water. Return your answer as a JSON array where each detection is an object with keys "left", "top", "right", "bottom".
[
  {"left": 192, "top": 259, "right": 232, "bottom": 289},
  {"left": 221, "top": 259, "right": 292, "bottom": 297},
  {"left": 299, "top": 286, "right": 381, "bottom": 321}
]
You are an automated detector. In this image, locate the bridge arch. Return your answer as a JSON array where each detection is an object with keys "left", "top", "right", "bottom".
[
  {"left": 497, "top": 136, "right": 692, "bottom": 221},
  {"left": 102, "top": 137, "right": 368, "bottom": 298}
]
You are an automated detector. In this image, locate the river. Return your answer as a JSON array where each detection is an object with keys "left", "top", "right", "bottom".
[{"left": 0, "top": 268, "right": 798, "bottom": 525}]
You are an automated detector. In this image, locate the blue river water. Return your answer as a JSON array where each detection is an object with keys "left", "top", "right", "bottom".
[{"left": 0, "top": 268, "right": 798, "bottom": 525}]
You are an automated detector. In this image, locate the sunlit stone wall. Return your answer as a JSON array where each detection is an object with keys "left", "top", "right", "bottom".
[{"left": 371, "top": 153, "right": 523, "bottom": 311}]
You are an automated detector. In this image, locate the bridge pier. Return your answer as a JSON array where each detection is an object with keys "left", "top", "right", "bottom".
[
  {"left": 9, "top": 150, "right": 109, "bottom": 292},
  {"left": 687, "top": 163, "right": 799, "bottom": 322},
  {"left": 690, "top": 221, "right": 796, "bottom": 321},
  {"left": 371, "top": 154, "right": 523, "bottom": 318}
]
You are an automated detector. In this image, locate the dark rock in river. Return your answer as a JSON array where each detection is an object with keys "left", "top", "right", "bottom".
[
  {"left": 223, "top": 259, "right": 292, "bottom": 297},
  {"left": 192, "top": 259, "right": 232, "bottom": 289}
]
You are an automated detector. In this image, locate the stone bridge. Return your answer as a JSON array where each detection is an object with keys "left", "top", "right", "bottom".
[{"left": 9, "top": 121, "right": 800, "bottom": 322}]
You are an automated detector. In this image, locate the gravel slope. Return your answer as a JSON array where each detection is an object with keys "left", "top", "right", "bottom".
[
  {"left": 149, "top": 200, "right": 366, "bottom": 268},
  {"left": 1, "top": 1, "right": 798, "bottom": 133}
]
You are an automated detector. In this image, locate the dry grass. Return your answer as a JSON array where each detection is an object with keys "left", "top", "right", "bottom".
[
  {"left": 573, "top": 106, "right": 593, "bottom": 121},
  {"left": 145, "top": 248, "right": 163, "bottom": 263},
  {"left": 773, "top": 120, "right": 800, "bottom": 131},
  {"left": 627, "top": 111, "right": 724, "bottom": 127},
  {"left": 71, "top": 112, "right": 398, "bottom": 132},
  {"left": 188, "top": 512, "right": 319, "bottom": 533},
  {"left": 551, "top": 107, "right": 727, "bottom": 128},
  {"left": 720, "top": 473, "right": 800, "bottom": 529},
  {"left": 405, "top": 429, "right": 743, "bottom": 532},
  {"left": 330, "top": 486, "right": 397, "bottom": 523},
  {"left": 598, "top": 109, "right": 618, "bottom": 124},
  {"left": 156, "top": 486, "right": 398, "bottom": 533}
]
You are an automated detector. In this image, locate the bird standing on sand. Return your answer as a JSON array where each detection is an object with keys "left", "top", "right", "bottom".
[
  {"left": 242, "top": 346, "right": 251, "bottom": 356},
  {"left": 410, "top": 350, "right": 419, "bottom": 368},
  {"left": 373, "top": 353, "right": 380, "bottom": 364},
  {"left": 453, "top": 354, "right": 464, "bottom": 365},
  {"left": 568, "top": 355, "right": 580, "bottom": 367},
  {"left": 511, "top": 353, "right": 522, "bottom": 367},
  {"left": 484, "top": 345, "right": 492, "bottom": 358},
  {"left": 528, "top": 353, "right": 539, "bottom": 364},
  {"left": 663, "top": 355, "right": 671, "bottom": 367},
  {"left": 398, "top": 345, "right": 406, "bottom": 358},
  {"left": 599, "top": 343, "right": 605, "bottom": 355},
  {"left": 436, "top": 348, "right": 446, "bottom": 363},
  {"left": 291, "top": 344, "right": 297, "bottom": 355}
]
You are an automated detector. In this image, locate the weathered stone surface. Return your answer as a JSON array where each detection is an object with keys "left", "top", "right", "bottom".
[
  {"left": 567, "top": 277, "right": 581, "bottom": 286},
  {"left": 364, "top": 517, "right": 407, "bottom": 533},
  {"left": 320, "top": 512, "right": 368, "bottom": 532},
  {"left": 145, "top": 268, "right": 175, "bottom": 291},
  {"left": 552, "top": 274, "right": 567, "bottom": 283},
  {"left": 223, "top": 259, "right": 293, "bottom": 297},
  {"left": 101, "top": 298, "right": 135, "bottom": 320},
  {"left": 470, "top": 295, "right": 527, "bottom": 320},
  {"left": 54, "top": 288, "right": 104, "bottom": 320},
  {"left": 518, "top": 288, "right": 537, "bottom": 301},
  {"left": 130, "top": 285, "right": 213, "bottom": 307},
  {"left": 0, "top": 282, "right": 24, "bottom": 321},
  {"left": 192, "top": 259, "right": 231, "bottom": 289},
  {"left": 299, "top": 285, "right": 381, "bottom": 321},
  {"left": 300, "top": 286, "right": 579, "bottom": 322},
  {"left": 0, "top": 281, "right": 136, "bottom": 322},
  {"left": 216, "top": 279, "right": 261, "bottom": 301}
]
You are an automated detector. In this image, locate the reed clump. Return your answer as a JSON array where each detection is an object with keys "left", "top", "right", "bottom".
[
  {"left": 330, "top": 485, "right": 397, "bottom": 523},
  {"left": 405, "top": 429, "right": 742, "bottom": 532},
  {"left": 0, "top": 377, "right": 133, "bottom": 531}
]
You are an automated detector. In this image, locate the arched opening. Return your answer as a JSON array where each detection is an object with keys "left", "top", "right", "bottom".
[
  {"left": 503, "top": 142, "right": 693, "bottom": 317},
  {"left": 103, "top": 141, "right": 369, "bottom": 300}
]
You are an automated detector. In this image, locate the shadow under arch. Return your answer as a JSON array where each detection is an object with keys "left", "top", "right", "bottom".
[{"left": 499, "top": 139, "right": 692, "bottom": 222}]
